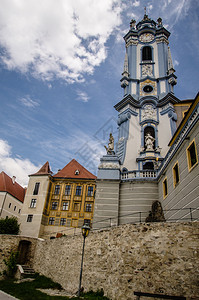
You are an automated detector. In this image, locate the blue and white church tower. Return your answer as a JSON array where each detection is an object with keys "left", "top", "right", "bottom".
[
  {"left": 115, "top": 14, "right": 178, "bottom": 172},
  {"left": 93, "top": 14, "right": 188, "bottom": 229}
]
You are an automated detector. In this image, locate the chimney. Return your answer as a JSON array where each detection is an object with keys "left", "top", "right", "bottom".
[{"left": 12, "top": 176, "right": 16, "bottom": 184}]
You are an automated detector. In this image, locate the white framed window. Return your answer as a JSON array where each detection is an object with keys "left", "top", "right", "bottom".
[
  {"left": 85, "top": 203, "right": 92, "bottom": 212},
  {"left": 65, "top": 185, "right": 71, "bottom": 195},
  {"left": 54, "top": 185, "right": 60, "bottom": 194},
  {"left": 30, "top": 199, "right": 37, "bottom": 208},
  {"left": 76, "top": 186, "right": 82, "bottom": 196},
  {"left": 27, "top": 214, "right": 33, "bottom": 222},
  {"left": 87, "top": 186, "right": 94, "bottom": 197},
  {"left": 60, "top": 218, "right": 66, "bottom": 226},
  {"left": 62, "top": 202, "right": 69, "bottom": 211},
  {"left": 49, "top": 217, "right": 55, "bottom": 225},
  {"left": 51, "top": 202, "right": 58, "bottom": 210}
]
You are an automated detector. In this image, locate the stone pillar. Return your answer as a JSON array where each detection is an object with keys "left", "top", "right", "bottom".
[
  {"left": 93, "top": 155, "right": 120, "bottom": 230},
  {"left": 97, "top": 155, "right": 121, "bottom": 180}
]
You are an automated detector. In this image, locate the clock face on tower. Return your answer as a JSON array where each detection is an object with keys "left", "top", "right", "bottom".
[{"left": 139, "top": 33, "right": 154, "bottom": 43}]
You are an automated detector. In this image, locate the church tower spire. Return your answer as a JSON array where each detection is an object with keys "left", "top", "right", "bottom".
[
  {"left": 119, "top": 14, "right": 177, "bottom": 100},
  {"left": 122, "top": 51, "right": 129, "bottom": 76},
  {"left": 114, "top": 14, "right": 179, "bottom": 172}
]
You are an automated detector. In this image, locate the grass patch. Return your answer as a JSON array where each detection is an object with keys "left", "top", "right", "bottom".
[
  {"left": 0, "top": 274, "right": 110, "bottom": 300},
  {"left": 0, "top": 275, "right": 67, "bottom": 300}
]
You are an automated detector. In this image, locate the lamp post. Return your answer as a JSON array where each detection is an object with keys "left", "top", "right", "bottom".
[{"left": 78, "top": 223, "right": 90, "bottom": 297}]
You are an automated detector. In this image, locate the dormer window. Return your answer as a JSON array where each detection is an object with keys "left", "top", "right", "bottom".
[
  {"left": 142, "top": 46, "right": 152, "bottom": 61},
  {"left": 75, "top": 170, "right": 80, "bottom": 175}
]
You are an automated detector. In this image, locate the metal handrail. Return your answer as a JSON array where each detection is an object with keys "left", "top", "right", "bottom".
[{"left": 92, "top": 207, "right": 199, "bottom": 231}]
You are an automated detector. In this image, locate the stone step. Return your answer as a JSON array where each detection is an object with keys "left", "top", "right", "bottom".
[{"left": 20, "top": 265, "right": 36, "bottom": 278}]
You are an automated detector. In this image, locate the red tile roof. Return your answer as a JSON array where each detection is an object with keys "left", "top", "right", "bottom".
[
  {"left": 30, "top": 161, "right": 52, "bottom": 176},
  {"left": 53, "top": 159, "right": 96, "bottom": 180},
  {"left": 0, "top": 172, "right": 25, "bottom": 203}
]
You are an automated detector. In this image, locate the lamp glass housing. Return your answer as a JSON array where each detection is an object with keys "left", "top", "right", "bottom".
[{"left": 82, "top": 224, "right": 90, "bottom": 238}]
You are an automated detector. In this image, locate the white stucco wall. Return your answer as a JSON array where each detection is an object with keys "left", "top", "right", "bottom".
[
  {"left": 0, "top": 192, "right": 23, "bottom": 220},
  {"left": 122, "top": 115, "right": 140, "bottom": 170},
  {"left": 20, "top": 175, "right": 50, "bottom": 238},
  {"left": 158, "top": 113, "right": 172, "bottom": 157}
]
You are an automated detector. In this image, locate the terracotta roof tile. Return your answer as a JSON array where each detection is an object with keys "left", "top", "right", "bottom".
[
  {"left": 0, "top": 172, "right": 25, "bottom": 203},
  {"left": 30, "top": 161, "right": 52, "bottom": 176},
  {"left": 53, "top": 159, "right": 96, "bottom": 179}
]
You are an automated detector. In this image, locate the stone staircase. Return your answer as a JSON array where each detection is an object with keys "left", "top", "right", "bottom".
[{"left": 16, "top": 265, "right": 36, "bottom": 279}]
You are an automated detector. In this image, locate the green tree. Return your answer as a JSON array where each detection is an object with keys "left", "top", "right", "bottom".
[{"left": 0, "top": 216, "right": 20, "bottom": 235}]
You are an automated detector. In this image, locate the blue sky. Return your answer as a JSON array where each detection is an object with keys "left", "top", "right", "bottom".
[{"left": 0, "top": 0, "right": 198, "bottom": 186}]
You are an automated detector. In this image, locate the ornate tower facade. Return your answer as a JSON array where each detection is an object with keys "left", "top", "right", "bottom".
[
  {"left": 115, "top": 14, "right": 178, "bottom": 172},
  {"left": 93, "top": 14, "right": 184, "bottom": 230}
]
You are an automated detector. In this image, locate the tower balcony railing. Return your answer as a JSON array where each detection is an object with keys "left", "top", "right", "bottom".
[{"left": 121, "top": 169, "right": 157, "bottom": 180}]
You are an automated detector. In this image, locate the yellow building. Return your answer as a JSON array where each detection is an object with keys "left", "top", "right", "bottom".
[{"left": 20, "top": 159, "right": 96, "bottom": 238}]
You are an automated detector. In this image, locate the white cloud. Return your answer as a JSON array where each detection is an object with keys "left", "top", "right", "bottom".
[
  {"left": 158, "top": 0, "right": 191, "bottom": 28},
  {"left": 19, "top": 95, "right": 39, "bottom": 108},
  {"left": 0, "top": 139, "right": 41, "bottom": 186},
  {"left": 0, "top": 0, "right": 122, "bottom": 83},
  {"left": 174, "top": 59, "right": 179, "bottom": 67},
  {"left": 148, "top": 5, "right": 153, "bottom": 11},
  {"left": 76, "top": 90, "right": 90, "bottom": 102},
  {"left": 132, "top": 0, "right": 140, "bottom": 7},
  {"left": 0, "top": 139, "right": 11, "bottom": 157}
]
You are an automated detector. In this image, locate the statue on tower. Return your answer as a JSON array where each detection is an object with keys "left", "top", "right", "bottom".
[
  {"left": 104, "top": 133, "right": 115, "bottom": 155},
  {"left": 145, "top": 133, "right": 155, "bottom": 151}
]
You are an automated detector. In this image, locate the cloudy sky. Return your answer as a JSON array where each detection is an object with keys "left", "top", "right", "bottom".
[{"left": 0, "top": 0, "right": 198, "bottom": 186}]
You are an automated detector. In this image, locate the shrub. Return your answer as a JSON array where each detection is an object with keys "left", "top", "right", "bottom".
[
  {"left": 3, "top": 250, "right": 19, "bottom": 278},
  {"left": 0, "top": 216, "right": 20, "bottom": 235}
]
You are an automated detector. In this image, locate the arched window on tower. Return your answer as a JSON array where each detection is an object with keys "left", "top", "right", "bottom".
[
  {"left": 144, "top": 126, "right": 155, "bottom": 151},
  {"left": 142, "top": 46, "right": 152, "bottom": 61}
]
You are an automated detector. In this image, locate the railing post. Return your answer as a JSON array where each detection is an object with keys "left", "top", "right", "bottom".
[
  {"left": 139, "top": 212, "right": 142, "bottom": 223},
  {"left": 189, "top": 208, "right": 193, "bottom": 221}
]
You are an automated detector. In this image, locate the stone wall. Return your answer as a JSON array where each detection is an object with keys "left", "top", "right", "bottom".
[
  {"left": 0, "top": 235, "right": 38, "bottom": 276},
  {"left": 0, "top": 222, "right": 199, "bottom": 300}
]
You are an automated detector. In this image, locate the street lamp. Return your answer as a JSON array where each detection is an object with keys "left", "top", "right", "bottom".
[{"left": 78, "top": 223, "right": 90, "bottom": 297}]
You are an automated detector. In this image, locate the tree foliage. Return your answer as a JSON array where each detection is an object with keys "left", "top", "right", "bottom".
[
  {"left": 3, "top": 250, "right": 19, "bottom": 278},
  {"left": 0, "top": 216, "right": 20, "bottom": 235}
]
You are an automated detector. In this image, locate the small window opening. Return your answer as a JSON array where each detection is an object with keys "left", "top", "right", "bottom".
[
  {"left": 173, "top": 163, "right": 180, "bottom": 187},
  {"left": 75, "top": 170, "right": 80, "bottom": 175},
  {"left": 142, "top": 46, "right": 152, "bottom": 61},
  {"left": 163, "top": 178, "right": 168, "bottom": 198},
  {"left": 54, "top": 185, "right": 60, "bottom": 195},
  {"left": 187, "top": 140, "right": 198, "bottom": 170},
  {"left": 65, "top": 185, "right": 71, "bottom": 195},
  {"left": 27, "top": 214, "right": 33, "bottom": 222},
  {"left": 33, "top": 182, "right": 40, "bottom": 195}
]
